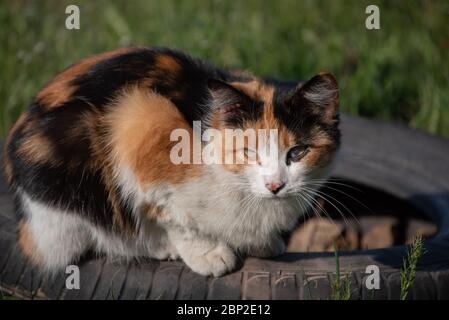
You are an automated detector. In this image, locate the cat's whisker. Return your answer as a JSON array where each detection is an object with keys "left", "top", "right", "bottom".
[
  {"left": 307, "top": 178, "right": 365, "bottom": 193},
  {"left": 299, "top": 189, "right": 338, "bottom": 226},
  {"left": 300, "top": 186, "right": 355, "bottom": 228},
  {"left": 290, "top": 188, "right": 323, "bottom": 222},
  {"left": 303, "top": 181, "right": 375, "bottom": 217},
  {"left": 287, "top": 179, "right": 369, "bottom": 225},
  {"left": 298, "top": 190, "right": 325, "bottom": 222}
]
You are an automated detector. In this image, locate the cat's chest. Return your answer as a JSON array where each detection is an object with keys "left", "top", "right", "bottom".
[
  {"left": 142, "top": 169, "right": 303, "bottom": 246},
  {"left": 168, "top": 179, "right": 301, "bottom": 238}
]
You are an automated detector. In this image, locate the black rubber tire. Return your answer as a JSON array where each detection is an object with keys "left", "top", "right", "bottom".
[{"left": 1, "top": 114, "right": 449, "bottom": 300}]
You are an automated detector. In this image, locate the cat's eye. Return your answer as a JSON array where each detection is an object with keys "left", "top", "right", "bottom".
[{"left": 286, "top": 145, "right": 309, "bottom": 165}]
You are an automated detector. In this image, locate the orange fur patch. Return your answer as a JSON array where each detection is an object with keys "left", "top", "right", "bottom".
[
  {"left": 104, "top": 87, "right": 201, "bottom": 189},
  {"left": 143, "top": 203, "right": 165, "bottom": 220},
  {"left": 308, "top": 127, "right": 334, "bottom": 148},
  {"left": 3, "top": 112, "right": 30, "bottom": 184},
  {"left": 303, "top": 146, "right": 336, "bottom": 168},
  {"left": 239, "top": 82, "right": 295, "bottom": 150},
  {"left": 301, "top": 127, "right": 337, "bottom": 168},
  {"left": 154, "top": 54, "right": 181, "bottom": 73},
  {"left": 18, "top": 220, "right": 42, "bottom": 265},
  {"left": 230, "top": 80, "right": 269, "bottom": 100},
  {"left": 36, "top": 48, "right": 134, "bottom": 110},
  {"left": 16, "top": 131, "right": 56, "bottom": 164},
  {"left": 2, "top": 153, "right": 13, "bottom": 186}
]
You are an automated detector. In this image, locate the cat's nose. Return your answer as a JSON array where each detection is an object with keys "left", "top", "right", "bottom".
[{"left": 265, "top": 182, "right": 286, "bottom": 194}]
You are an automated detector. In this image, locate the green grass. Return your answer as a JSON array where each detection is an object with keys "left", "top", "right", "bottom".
[
  {"left": 331, "top": 244, "right": 352, "bottom": 300},
  {"left": 1, "top": 0, "right": 448, "bottom": 138},
  {"left": 0, "top": 289, "right": 19, "bottom": 300},
  {"left": 400, "top": 236, "right": 424, "bottom": 300}
]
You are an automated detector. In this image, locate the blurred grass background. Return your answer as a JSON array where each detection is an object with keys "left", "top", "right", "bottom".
[{"left": 1, "top": 0, "right": 448, "bottom": 138}]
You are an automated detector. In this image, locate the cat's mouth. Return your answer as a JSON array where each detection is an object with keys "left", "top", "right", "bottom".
[{"left": 254, "top": 190, "right": 289, "bottom": 200}]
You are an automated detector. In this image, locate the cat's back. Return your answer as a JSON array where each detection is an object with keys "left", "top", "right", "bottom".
[
  {"left": 3, "top": 46, "right": 220, "bottom": 176},
  {"left": 2, "top": 47, "right": 225, "bottom": 228},
  {"left": 33, "top": 46, "right": 223, "bottom": 118}
]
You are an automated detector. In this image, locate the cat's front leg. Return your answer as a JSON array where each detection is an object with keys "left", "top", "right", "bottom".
[{"left": 167, "top": 228, "right": 237, "bottom": 277}]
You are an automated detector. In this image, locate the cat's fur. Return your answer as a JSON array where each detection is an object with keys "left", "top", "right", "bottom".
[{"left": 3, "top": 47, "right": 340, "bottom": 276}]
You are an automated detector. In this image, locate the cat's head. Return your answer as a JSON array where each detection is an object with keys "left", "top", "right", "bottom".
[{"left": 206, "top": 73, "right": 340, "bottom": 198}]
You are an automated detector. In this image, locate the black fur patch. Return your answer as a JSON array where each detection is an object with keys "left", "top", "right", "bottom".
[
  {"left": 6, "top": 103, "right": 136, "bottom": 231},
  {"left": 208, "top": 79, "right": 264, "bottom": 128},
  {"left": 273, "top": 85, "right": 340, "bottom": 145}
]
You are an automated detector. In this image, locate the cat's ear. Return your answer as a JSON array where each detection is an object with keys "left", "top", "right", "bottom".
[
  {"left": 290, "top": 72, "right": 339, "bottom": 122},
  {"left": 207, "top": 79, "right": 250, "bottom": 114}
]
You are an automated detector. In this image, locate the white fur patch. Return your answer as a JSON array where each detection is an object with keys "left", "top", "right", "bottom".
[
  {"left": 20, "top": 191, "right": 91, "bottom": 271},
  {"left": 20, "top": 190, "right": 177, "bottom": 271}
]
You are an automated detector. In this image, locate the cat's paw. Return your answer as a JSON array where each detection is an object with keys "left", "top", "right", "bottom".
[
  {"left": 149, "top": 242, "right": 179, "bottom": 261},
  {"left": 251, "top": 238, "right": 286, "bottom": 258},
  {"left": 185, "top": 244, "right": 237, "bottom": 277},
  {"left": 153, "top": 250, "right": 180, "bottom": 261}
]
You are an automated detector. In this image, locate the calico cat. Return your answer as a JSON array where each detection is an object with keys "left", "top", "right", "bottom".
[{"left": 3, "top": 47, "right": 340, "bottom": 277}]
